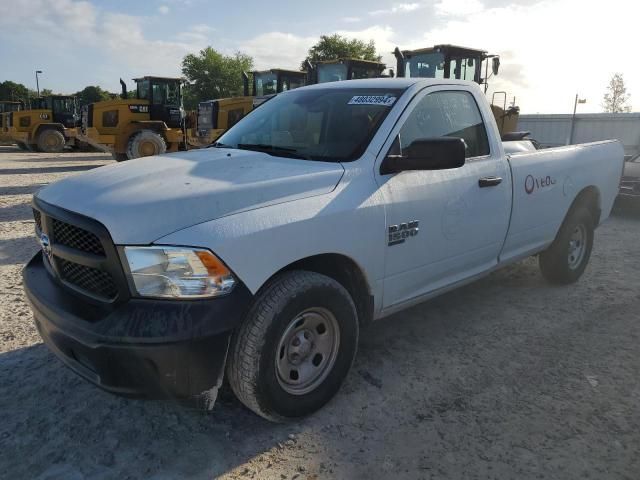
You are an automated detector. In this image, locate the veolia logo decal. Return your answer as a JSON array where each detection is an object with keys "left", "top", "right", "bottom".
[{"left": 525, "top": 174, "right": 556, "bottom": 194}]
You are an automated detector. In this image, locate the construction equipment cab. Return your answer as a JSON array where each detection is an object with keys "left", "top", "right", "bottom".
[
  {"left": 6, "top": 96, "right": 79, "bottom": 152},
  {"left": 0, "top": 101, "right": 23, "bottom": 144},
  {"left": 81, "top": 76, "right": 186, "bottom": 161},
  {"left": 192, "top": 69, "right": 307, "bottom": 147},
  {"left": 394, "top": 45, "right": 521, "bottom": 137},
  {"left": 308, "top": 58, "right": 386, "bottom": 84}
]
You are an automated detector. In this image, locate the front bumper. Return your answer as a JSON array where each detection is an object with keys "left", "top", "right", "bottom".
[{"left": 23, "top": 252, "right": 252, "bottom": 403}]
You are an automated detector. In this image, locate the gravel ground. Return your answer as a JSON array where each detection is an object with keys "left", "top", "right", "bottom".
[{"left": 0, "top": 145, "right": 639, "bottom": 480}]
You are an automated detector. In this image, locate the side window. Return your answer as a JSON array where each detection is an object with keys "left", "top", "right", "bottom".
[{"left": 399, "top": 90, "right": 490, "bottom": 158}]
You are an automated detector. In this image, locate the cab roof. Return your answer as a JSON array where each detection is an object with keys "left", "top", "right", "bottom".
[
  {"left": 133, "top": 76, "right": 184, "bottom": 82},
  {"left": 401, "top": 44, "right": 488, "bottom": 57},
  {"left": 254, "top": 68, "right": 306, "bottom": 76},
  {"left": 299, "top": 77, "right": 478, "bottom": 91}
]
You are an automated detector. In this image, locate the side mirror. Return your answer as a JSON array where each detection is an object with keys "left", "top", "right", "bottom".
[
  {"left": 380, "top": 137, "right": 466, "bottom": 175},
  {"left": 492, "top": 57, "right": 500, "bottom": 76}
]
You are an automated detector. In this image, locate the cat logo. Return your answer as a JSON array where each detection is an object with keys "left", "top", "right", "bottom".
[{"left": 388, "top": 221, "right": 420, "bottom": 246}]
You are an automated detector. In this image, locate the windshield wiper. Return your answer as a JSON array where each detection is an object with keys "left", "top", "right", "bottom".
[
  {"left": 208, "top": 141, "right": 234, "bottom": 149},
  {"left": 236, "top": 143, "right": 312, "bottom": 160}
]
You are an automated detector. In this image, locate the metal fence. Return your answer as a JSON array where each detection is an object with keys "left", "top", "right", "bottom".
[{"left": 517, "top": 113, "right": 640, "bottom": 157}]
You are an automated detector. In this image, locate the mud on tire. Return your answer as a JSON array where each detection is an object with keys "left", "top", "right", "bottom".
[
  {"left": 539, "top": 206, "right": 594, "bottom": 284},
  {"left": 36, "top": 129, "right": 66, "bottom": 153},
  {"left": 126, "top": 130, "right": 167, "bottom": 159},
  {"left": 227, "top": 271, "right": 359, "bottom": 422}
]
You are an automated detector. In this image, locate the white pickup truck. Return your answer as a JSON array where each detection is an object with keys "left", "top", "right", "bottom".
[{"left": 24, "top": 79, "right": 624, "bottom": 422}]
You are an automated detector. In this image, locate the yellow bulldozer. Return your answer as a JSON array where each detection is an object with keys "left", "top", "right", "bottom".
[
  {"left": 4, "top": 96, "right": 80, "bottom": 152},
  {"left": 0, "top": 101, "right": 23, "bottom": 144},
  {"left": 393, "top": 44, "right": 522, "bottom": 137}
]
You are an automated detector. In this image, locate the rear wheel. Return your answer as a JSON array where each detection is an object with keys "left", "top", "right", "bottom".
[
  {"left": 36, "top": 129, "right": 66, "bottom": 153},
  {"left": 227, "top": 271, "right": 359, "bottom": 422},
  {"left": 126, "top": 130, "right": 167, "bottom": 159},
  {"left": 539, "top": 207, "right": 594, "bottom": 284}
]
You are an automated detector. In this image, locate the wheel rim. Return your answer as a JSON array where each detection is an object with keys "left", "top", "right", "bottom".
[
  {"left": 275, "top": 307, "right": 340, "bottom": 396},
  {"left": 139, "top": 141, "right": 157, "bottom": 156},
  {"left": 45, "top": 133, "right": 62, "bottom": 149},
  {"left": 568, "top": 224, "right": 587, "bottom": 270}
]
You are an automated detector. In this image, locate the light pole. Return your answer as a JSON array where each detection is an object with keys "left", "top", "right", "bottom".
[
  {"left": 568, "top": 93, "right": 586, "bottom": 145},
  {"left": 35, "top": 70, "right": 43, "bottom": 97}
]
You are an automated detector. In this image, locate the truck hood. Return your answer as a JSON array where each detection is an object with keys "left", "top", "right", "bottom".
[{"left": 36, "top": 148, "right": 344, "bottom": 244}]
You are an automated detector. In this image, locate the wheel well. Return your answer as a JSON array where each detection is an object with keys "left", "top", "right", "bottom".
[
  {"left": 276, "top": 254, "right": 374, "bottom": 327},
  {"left": 35, "top": 124, "right": 64, "bottom": 137},
  {"left": 570, "top": 186, "right": 601, "bottom": 225}
]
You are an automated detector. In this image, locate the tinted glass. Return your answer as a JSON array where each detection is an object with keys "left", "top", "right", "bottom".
[
  {"left": 137, "top": 80, "right": 150, "bottom": 101},
  {"left": 399, "top": 90, "right": 489, "bottom": 158},
  {"left": 217, "top": 88, "right": 405, "bottom": 162},
  {"left": 255, "top": 73, "right": 277, "bottom": 96},
  {"left": 317, "top": 64, "right": 348, "bottom": 83},
  {"left": 405, "top": 52, "right": 445, "bottom": 78}
]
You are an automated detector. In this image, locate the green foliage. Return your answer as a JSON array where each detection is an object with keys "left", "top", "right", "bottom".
[
  {"left": 301, "top": 34, "right": 381, "bottom": 69},
  {"left": 73, "top": 85, "right": 113, "bottom": 106},
  {"left": 181, "top": 47, "right": 253, "bottom": 109},
  {"left": 603, "top": 73, "right": 631, "bottom": 113},
  {"left": 0, "top": 80, "right": 33, "bottom": 103}
]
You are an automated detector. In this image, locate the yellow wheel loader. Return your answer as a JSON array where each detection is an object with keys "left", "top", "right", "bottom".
[
  {"left": 0, "top": 101, "right": 23, "bottom": 144},
  {"left": 80, "top": 76, "right": 189, "bottom": 161},
  {"left": 189, "top": 69, "right": 307, "bottom": 147},
  {"left": 393, "top": 44, "right": 524, "bottom": 138},
  {"left": 6, "top": 96, "right": 79, "bottom": 152}
]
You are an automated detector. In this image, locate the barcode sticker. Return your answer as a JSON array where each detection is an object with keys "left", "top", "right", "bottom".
[{"left": 348, "top": 95, "right": 397, "bottom": 106}]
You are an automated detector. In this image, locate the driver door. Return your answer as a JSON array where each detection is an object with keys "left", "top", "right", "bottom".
[{"left": 377, "top": 86, "right": 511, "bottom": 309}]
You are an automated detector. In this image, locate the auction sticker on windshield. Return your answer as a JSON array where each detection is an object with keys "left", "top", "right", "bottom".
[{"left": 348, "top": 95, "right": 397, "bottom": 106}]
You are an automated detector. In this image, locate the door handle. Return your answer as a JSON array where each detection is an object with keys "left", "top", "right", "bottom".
[{"left": 478, "top": 176, "right": 503, "bottom": 188}]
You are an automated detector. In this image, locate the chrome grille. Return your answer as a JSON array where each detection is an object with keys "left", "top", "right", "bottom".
[
  {"left": 52, "top": 218, "right": 105, "bottom": 256},
  {"left": 33, "top": 209, "right": 42, "bottom": 232},
  {"left": 56, "top": 257, "right": 118, "bottom": 300}
]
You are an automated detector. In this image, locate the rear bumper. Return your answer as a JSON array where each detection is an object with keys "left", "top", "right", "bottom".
[{"left": 23, "top": 252, "right": 252, "bottom": 403}]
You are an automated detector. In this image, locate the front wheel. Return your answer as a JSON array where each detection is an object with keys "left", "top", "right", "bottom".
[
  {"left": 539, "top": 207, "right": 594, "bottom": 284},
  {"left": 37, "top": 129, "right": 66, "bottom": 153},
  {"left": 227, "top": 271, "right": 359, "bottom": 422},
  {"left": 126, "top": 130, "right": 167, "bottom": 159}
]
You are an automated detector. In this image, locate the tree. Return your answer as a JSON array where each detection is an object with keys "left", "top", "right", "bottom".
[
  {"left": 73, "top": 85, "right": 113, "bottom": 106},
  {"left": 301, "top": 34, "right": 381, "bottom": 69},
  {"left": 181, "top": 47, "right": 253, "bottom": 109},
  {"left": 0, "top": 80, "right": 32, "bottom": 103},
  {"left": 603, "top": 73, "right": 631, "bottom": 113}
]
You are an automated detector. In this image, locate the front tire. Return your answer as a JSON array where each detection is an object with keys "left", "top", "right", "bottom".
[
  {"left": 37, "top": 129, "right": 66, "bottom": 153},
  {"left": 227, "top": 271, "right": 359, "bottom": 422},
  {"left": 126, "top": 130, "right": 167, "bottom": 159},
  {"left": 539, "top": 207, "right": 594, "bottom": 284}
]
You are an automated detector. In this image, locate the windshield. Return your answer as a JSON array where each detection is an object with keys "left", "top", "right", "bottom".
[
  {"left": 281, "top": 74, "right": 305, "bottom": 92},
  {"left": 52, "top": 97, "right": 75, "bottom": 114},
  {"left": 405, "top": 52, "right": 446, "bottom": 78},
  {"left": 255, "top": 72, "right": 278, "bottom": 96},
  {"left": 317, "top": 64, "right": 349, "bottom": 83},
  {"left": 351, "top": 66, "right": 382, "bottom": 79},
  {"left": 216, "top": 87, "right": 405, "bottom": 162},
  {"left": 137, "top": 80, "right": 150, "bottom": 101}
]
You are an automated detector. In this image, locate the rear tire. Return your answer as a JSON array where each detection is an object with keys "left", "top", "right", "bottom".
[
  {"left": 36, "top": 129, "right": 66, "bottom": 153},
  {"left": 227, "top": 271, "right": 359, "bottom": 422},
  {"left": 539, "top": 207, "right": 594, "bottom": 284},
  {"left": 126, "top": 130, "right": 167, "bottom": 159}
]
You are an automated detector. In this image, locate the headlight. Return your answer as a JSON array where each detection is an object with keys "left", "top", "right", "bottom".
[{"left": 123, "top": 246, "right": 236, "bottom": 298}]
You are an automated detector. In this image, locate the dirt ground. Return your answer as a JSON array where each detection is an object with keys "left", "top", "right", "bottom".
[{"left": 0, "top": 145, "right": 639, "bottom": 480}]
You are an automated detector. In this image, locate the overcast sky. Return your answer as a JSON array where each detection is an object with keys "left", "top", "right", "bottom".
[{"left": 0, "top": 0, "right": 635, "bottom": 113}]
